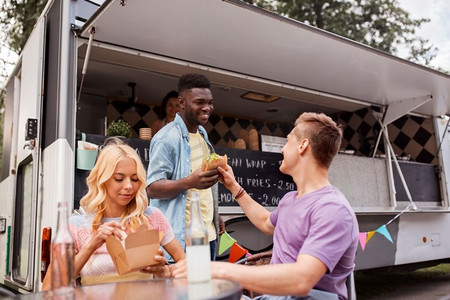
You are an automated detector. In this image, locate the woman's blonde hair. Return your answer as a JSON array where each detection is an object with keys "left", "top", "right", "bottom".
[{"left": 80, "top": 143, "right": 149, "bottom": 232}]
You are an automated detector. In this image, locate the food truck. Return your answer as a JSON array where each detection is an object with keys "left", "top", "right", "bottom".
[{"left": 1, "top": 0, "right": 450, "bottom": 294}]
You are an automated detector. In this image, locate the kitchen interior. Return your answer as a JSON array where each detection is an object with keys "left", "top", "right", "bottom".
[{"left": 75, "top": 48, "right": 438, "bottom": 166}]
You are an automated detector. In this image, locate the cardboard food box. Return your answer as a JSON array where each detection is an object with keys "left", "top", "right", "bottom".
[{"left": 106, "top": 225, "right": 163, "bottom": 275}]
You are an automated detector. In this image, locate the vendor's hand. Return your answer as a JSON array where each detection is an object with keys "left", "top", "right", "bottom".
[
  {"left": 141, "top": 249, "right": 172, "bottom": 278},
  {"left": 171, "top": 258, "right": 187, "bottom": 279},
  {"left": 189, "top": 169, "right": 220, "bottom": 189},
  {"left": 217, "top": 165, "right": 240, "bottom": 194},
  {"left": 87, "top": 221, "right": 125, "bottom": 251},
  {"left": 218, "top": 215, "right": 225, "bottom": 235}
]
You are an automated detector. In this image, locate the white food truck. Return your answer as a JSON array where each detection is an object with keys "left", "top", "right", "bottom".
[{"left": 1, "top": 0, "right": 450, "bottom": 294}]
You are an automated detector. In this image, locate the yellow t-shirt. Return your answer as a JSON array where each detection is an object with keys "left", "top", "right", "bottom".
[{"left": 186, "top": 131, "right": 216, "bottom": 242}]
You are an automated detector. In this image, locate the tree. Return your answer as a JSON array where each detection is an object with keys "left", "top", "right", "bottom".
[
  {"left": 0, "top": 107, "right": 3, "bottom": 169},
  {"left": 1, "top": 0, "right": 48, "bottom": 54},
  {"left": 0, "top": 0, "right": 47, "bottom": 102},
  {"left": 0, "top": 0, "right": 46, "bottom": 168},
  {"left": 243, "top": 0, "right": 438, "bottom": 67}
]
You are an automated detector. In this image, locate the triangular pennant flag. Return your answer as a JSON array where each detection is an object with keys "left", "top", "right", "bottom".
[
  {"left": 366, "top": 230, "right": 376, "bottom": 243},
  {"left": 229, "top": 242, "right": 248, "bottom": 263},
  {"left": 376, "top": 225, "right": 393, "bottom": 243},
  {"left": 218, "top": 231, "right": 236, "bottom": 255},
  {"left": 358, "top": 232, "right": 368, "bottom": 251}
]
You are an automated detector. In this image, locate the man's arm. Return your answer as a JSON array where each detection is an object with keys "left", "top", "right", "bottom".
[
  {"left": 218, "top": 165, "right": 274, "bottom": 234},
  {"left": 146, "top": 136, "right": 219, "bottom": 199},
  {"left": 211, "top": 254, "right": 327, "bottom": 296},
  {"left": 147, "top": 169, "right": 220, "bottom": 199},
  {"left": 147, "top": 178, "right": 190, "bottom": 199}
]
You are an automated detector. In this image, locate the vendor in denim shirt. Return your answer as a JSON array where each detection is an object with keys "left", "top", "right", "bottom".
[{"left": 146, "top": 73, "right": 224, "bottom": 261}]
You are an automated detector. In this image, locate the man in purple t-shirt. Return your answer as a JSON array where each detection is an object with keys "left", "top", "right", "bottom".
[{"left": 207, "top": 112, "right": 359, "bottom": 300}]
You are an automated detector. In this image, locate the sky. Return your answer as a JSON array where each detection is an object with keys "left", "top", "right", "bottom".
[
  {"left": 1, "top": 0, "right": 449, "bottom": 86},
  {"left": 396, "top": 0, "right": 450, "bottom": 71}
]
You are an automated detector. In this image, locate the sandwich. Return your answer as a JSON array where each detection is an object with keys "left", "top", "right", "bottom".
[{"left": 201, "top": 153, "right": 228, "bottom": 171}]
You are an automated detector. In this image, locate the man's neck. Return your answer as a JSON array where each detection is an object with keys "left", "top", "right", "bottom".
[
  {"left": 180, "top": 114, "right": 199, "bottom": 133},
  {"left": 293, "top": 164, "right": 330, "bottom": 197}
]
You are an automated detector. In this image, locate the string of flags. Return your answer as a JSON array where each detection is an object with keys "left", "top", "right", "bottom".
[
  {"left": 358, "top": 204, "right": 414, "bottom": 251},
  {"left": 218, "top": 231, "right": 252, "bottom": 263},
  {"left": 220, "top": 204, "right": 414, "bottom": 258}
]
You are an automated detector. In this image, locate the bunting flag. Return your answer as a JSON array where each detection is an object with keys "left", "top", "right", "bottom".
[
  {"left": 218, "top": 231, "right": 236, "bottom": 255},
  {"left": 229, "top": 242, "right": 248, "bottom": 263},
  {"left": 376, "top": 225, "right": 393, "bottom": 243},
  {"left": 358, "top": 204, "right": 414, "bottom": 251},
  {"left": 366, "top": 230, "right": 376, "bottom": 243},
  {"left": 358, "top": 232, "right": 367, "bottom": 252}
]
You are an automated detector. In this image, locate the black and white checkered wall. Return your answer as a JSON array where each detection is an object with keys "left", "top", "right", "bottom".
[
  {"left": 333, "top": 108, "right": 437, "bottom": 165},
  {"left": 107, "top": 101, "right": 437, "bottom": 165},
  {"left": 107, "top": 100, "right": 293, "bottom": 146}
]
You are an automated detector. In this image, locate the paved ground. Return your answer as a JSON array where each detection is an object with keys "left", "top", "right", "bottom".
[
  {"left": 358, "top": 272, "right": 450, "bottom": 300},
  {"left": 369, "top": 277, "right": 450, "bottom": 300}
]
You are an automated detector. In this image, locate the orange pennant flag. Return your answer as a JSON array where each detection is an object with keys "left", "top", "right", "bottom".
[
  {"left": 228, "top": 242, "right": 248, "bottom": 263},
  {"left": 367, "top": 230, "right": 376, "bottom": 243}
]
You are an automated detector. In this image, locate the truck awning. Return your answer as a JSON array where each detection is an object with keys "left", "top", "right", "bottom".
[{"left": 80, "top": 0, "right": 450, "bottom": 117}]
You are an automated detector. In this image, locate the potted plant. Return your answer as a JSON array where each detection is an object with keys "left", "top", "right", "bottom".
[{"left": 106, "top": 119, "right": 132, "bottom": 138}]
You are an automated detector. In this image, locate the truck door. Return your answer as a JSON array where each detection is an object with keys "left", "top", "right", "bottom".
[{"left": 7, "top": 16, "right": 45, "bottom": 291}]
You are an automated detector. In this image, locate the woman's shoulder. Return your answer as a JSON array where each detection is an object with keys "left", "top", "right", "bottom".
[
  {"left": 150, "top": 118, "right": 162, "bottom": 127},
  {"left": 145, "top": 206, "right": 172, "bottom": 225},
  {"left": 144, "top": 206, "right": 163, "bottom": 217},
  {"left": 150, "top": 119, "right": 163, "bottom": 134},
  {"left": 68, "top": 213, "right": 90, "bottom": 227}
]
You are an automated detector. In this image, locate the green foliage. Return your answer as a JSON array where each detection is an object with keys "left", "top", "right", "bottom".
[
  {"left": 106, "top": 119, "right": 132, "bottom": 138},
  {"left": 0, "top": 0, "right": 48, "bottom": 54},
  {"left": 0, "top": 108, "right": 3, "bottom": 169},
  {"left": 1, "top": 0, "right": 47, "bottom": 115},
  {"left": 243, "top": 0, "right": 438, "bottom": 67}
]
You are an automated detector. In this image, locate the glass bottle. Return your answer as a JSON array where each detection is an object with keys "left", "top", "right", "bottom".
[
  {"left": 51, "top": 201, "right": 75, "bottom": 294},
  {"left": 186, "top": 190, "right": 211, "bottom": 283}
]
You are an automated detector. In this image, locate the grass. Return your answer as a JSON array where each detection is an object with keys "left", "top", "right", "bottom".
[{"left": 355, "top": 263, "right": 450, "bottom": 299}]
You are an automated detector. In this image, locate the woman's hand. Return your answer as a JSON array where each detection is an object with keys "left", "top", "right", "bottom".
[
  {"left": 171, "top": 258, "right": 187, "bottom": 279},
  {"left": 141, "top": 249, "right": 172, "bottom": 278},
  {"left": 86, "top": 221, "right": 125, "bottom": 252}
]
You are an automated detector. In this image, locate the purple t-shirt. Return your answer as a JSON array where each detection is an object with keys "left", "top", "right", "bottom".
[{"left": 270, "top": 186, "right": 358, "bottom": 299}]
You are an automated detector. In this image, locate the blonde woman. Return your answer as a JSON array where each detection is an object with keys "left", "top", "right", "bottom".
[{"left": 43, "top": 142, "right": 184, "bottom": 288}]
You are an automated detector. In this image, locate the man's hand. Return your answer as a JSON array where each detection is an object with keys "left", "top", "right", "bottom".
[
  {"left": 188, "top": 169, "right": 220, "bottom": 189},
  {"left": 218, "top": 215, "right": 225, "bottom": 235},
  {"left": 217, "top": 165, "right": 240, "bottom": 195}
]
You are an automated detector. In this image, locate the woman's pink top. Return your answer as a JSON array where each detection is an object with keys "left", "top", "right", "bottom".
[{"left": 68, "top": 206, "right": 175, "bottom": 285}]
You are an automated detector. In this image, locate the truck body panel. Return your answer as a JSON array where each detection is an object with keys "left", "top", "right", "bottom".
[{"left": 1, "top": 0, "right": 450, "bottom": 293}]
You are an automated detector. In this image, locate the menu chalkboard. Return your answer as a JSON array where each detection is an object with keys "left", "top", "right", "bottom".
[
  {"left": 74, "top": 136, "right": 294, "bottom": 210},
  {"left": 215, "top": 147, "right": 295, "bottom": 208}
]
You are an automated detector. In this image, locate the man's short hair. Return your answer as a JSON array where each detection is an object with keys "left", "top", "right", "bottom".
[
  {"left": 178, "top": 73, "right": 211, "bottom": 95},
  {"left": 294, "top": 112, "right": 342, "bottom": 168}
]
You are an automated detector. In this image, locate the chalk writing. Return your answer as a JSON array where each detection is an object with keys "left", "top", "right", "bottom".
[{"left": 216, "top": 147, "right": 295, "bottom": 207}]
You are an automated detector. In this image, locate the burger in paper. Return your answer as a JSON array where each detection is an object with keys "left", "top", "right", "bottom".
[{"left": 201, "top": 153, "right": 228, "bottom": 171}]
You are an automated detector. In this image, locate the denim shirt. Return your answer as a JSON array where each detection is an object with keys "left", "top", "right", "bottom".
[{"left": 146, "top": 114, "right": 219, "bottom": 253}]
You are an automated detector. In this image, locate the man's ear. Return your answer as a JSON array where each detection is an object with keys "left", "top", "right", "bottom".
[
  {"left": 299, "top": 139, "right": 309, "bottom": 153},
  {"left": 178, "top": 96, "right": 185, "bottom": 109}
]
